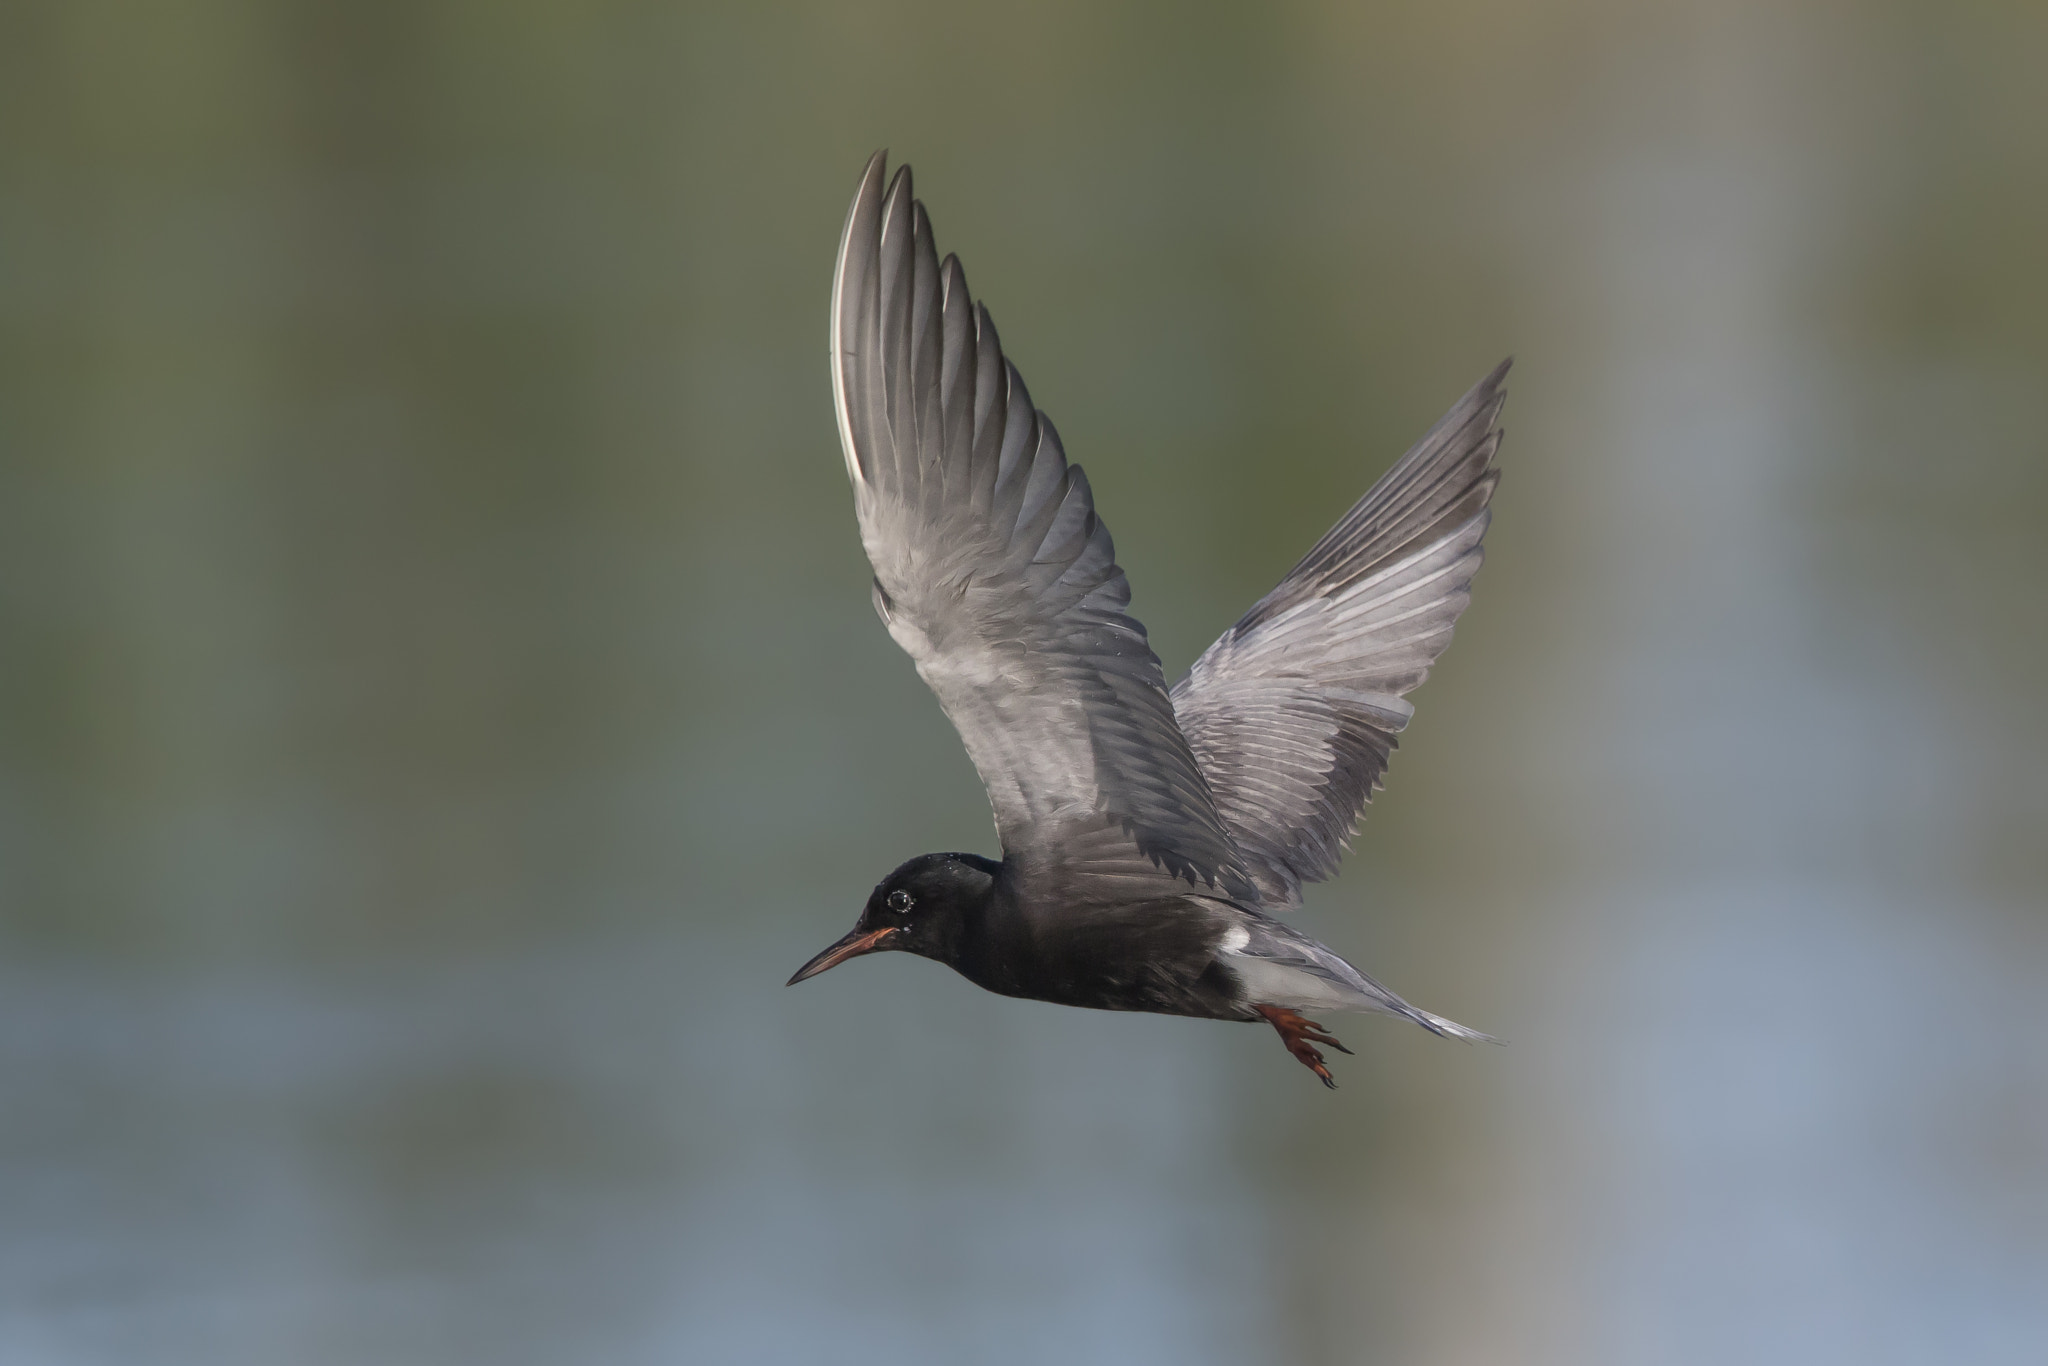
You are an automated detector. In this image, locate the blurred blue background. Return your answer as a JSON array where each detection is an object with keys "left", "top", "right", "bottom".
[{"left": 2, "top": 2, "right": 2044, "bottom": 1363}]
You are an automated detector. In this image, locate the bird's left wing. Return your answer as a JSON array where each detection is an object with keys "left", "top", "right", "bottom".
[
  {"left": 833, "top": 153, "right": 1255, "bottom": 901},
  {"left": 1170, "top": 362, "right": 1507, "bottom": 908}
]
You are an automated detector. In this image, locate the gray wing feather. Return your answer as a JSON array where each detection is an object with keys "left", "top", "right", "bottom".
[
  {"left": 1171, "top": 361, "right": 1509, "bottom": 907},
  {"left": 833, "top": 153, "right": 1254, "bottom": 900}
]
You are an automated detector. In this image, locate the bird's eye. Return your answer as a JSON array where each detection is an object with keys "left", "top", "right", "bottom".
[{"left": 886, "top": 889, "right": 913, "bottom": 913}]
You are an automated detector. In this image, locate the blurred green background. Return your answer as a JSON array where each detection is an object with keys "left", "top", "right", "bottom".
[{"left": 2, "top": 1, "right": 2044, "bottom": 1362}]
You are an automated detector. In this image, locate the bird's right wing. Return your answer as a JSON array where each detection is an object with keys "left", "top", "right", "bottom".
[
  {"left": 834, "top": 153, "right": 1256, "bottom": 902},
  {"left": 1170, "top": 362, "right": 1508, "bottom": 908}
]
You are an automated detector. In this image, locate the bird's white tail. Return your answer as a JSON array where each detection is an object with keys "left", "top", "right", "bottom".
[{"left": 1413, "top": 1009, "right": 1500, "bottom": 1044}]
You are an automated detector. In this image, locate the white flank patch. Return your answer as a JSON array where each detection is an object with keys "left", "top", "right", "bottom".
[{"left": 1216, "top": 926, "right": 1368, "bottom": 1013}]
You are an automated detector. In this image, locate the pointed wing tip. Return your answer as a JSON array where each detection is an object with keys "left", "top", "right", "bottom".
[
  {"left": 849, "top": 151, "right": 891, "bottom": 213},
  {"left": 1480, "top": 356, "right": 1513, "bottom": 449},
  {"left": 837, "top": 152, "right": 893, "bottom": 270},
  {"left": 883, "top": 161, "right": 914, "bottom": 211},
  {"left": 1475, "top": 356, "right": 1513, "bottom": 403},
  {"left": 834, "top": 152, "right": 900, "bottom": 491}
]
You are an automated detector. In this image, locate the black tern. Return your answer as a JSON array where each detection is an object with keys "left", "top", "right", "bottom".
[{"left": 790, "top": 152, "right": 1505, "bottom": 1086}]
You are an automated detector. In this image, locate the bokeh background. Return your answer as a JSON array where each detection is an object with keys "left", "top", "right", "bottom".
[{"left": 2, "top": 2, "right": 2044, "bottom": 1363}]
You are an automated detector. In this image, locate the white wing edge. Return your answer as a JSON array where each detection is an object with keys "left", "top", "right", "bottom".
[{"left": 829, "top": 153, "right": 883, "bottom": 491}]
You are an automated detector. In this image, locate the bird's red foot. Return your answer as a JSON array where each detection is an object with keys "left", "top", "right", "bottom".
[{"left": 1254, "top": 1004, "right": 1353, "bottom": 1089}]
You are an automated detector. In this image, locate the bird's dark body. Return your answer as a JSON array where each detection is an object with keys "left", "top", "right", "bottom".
[
  {"left": 787, "top": 153, "right": 1505, "bottom": 1085},
  {"left": 858, "top": 854, "right": 1251, "bottom": 1020},
  {"left": 983, "top": 894, "right": 1245, "bottom": 1019},
  {"left": 973, "top": 887, "right": 1250, "bottom": 1020}
]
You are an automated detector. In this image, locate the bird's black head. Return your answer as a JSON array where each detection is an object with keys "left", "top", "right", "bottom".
[{"left": 786, "top": 852, "right": 999, "bottom": 985}]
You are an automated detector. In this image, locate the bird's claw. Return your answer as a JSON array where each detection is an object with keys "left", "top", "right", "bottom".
[{"left": 1254, "top": 1004, "right": 1352, "bottom": 1088}]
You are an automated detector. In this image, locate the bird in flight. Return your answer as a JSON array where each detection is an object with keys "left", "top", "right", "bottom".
[{"left": 789, "top": 153, "right": 1506, "bottom": 1086}]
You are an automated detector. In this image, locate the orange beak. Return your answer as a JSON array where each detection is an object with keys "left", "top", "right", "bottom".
[{"left": 786, "top": 925, "right": 901, "bottom": 985}]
